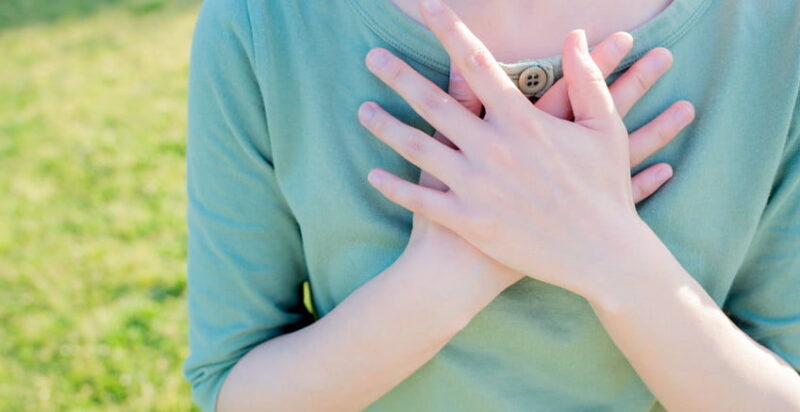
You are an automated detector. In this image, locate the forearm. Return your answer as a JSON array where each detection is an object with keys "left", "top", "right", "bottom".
[
  {"left": 586, "top": 219, "right": 800, "bottom": 412},
  {"left": 217, "top": 245, "right": 519, "bottom": 412}
]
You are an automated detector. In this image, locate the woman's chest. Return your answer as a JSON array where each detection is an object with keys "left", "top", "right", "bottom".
[
  {"left": 272, "top": 112, "right": 780, "bottom": 316},
  {"left": 262, "top": 37, "right": 793, "bottom": 314}
]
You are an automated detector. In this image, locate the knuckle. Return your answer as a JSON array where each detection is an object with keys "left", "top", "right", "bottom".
[
  {"left": 503, "top": 105, "right": 532, "bottom": 125},
  {"left": 404, "top": 190, "right": 427, "bottom": 213},
  {"left": 370, "top": 109, "right": 388, "bottom": 132},
  {"left": 400, "top": 131, "right": 427, "bottom": 159},
  {"left": 585, "top": 65, "right": 607, "bottom": 85},
  {"left": 507, "top": 108, "right": 550, "bottom": 138},
  {"left": 383, "top": 59, "right": 404, "bottom": 84},
  {"left": 655, "top": 125, "right": 671, "bottom": 145},
  {"left": 467, "top": 212, "right": 497, "bottom": 241},
  {"left": 439, "top": 16, "right": 459, "bottom": 36},
  {"left": 485, "top": 139, "right": 513, "bottom": 164},
  {"left": 417, "top": 90, "right": 450, "bottom": 117},
  {"left": 521, "top": 115, "right": 546, "bottom": 136},
  {"left": 463, "top": 46, "right": 493, "bottom": 72},
  {"left": 584, "top": 71, "right": 610, "bottom": 93},
  {"left": 632, "top": 71, "right": 650, "bottom": 93}
]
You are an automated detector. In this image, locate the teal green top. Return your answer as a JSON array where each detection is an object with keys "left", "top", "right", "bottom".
[{"left": 183, "top": 0, "right": 800, "bottom": 410}]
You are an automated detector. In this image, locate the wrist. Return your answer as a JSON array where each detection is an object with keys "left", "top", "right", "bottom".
[
  {"left": 403, "top": 226, "right": 524, "bottom": 288},
  {"left": 579, "top": 216, "right": 685, "bottom": 314},
  {"left": 392, "top": 242, "right": 520, "bottom": 330}
]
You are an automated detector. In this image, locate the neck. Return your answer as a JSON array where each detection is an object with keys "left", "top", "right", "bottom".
[{"left": 388, "top": 0, "right": 674, "bottom": 62}]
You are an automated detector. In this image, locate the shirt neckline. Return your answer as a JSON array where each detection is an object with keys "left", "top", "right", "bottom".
[{"left": 347, "top": 0, "right": 712, "bottom": 76}]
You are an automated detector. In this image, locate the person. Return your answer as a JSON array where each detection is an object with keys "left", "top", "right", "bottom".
[{"left": 183, "top": 0, "right": 800, "bottom": 410}]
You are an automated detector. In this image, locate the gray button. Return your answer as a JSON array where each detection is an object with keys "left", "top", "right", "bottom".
[
  {"left": 518, "top": 66, "right": 548, "bottom": 96},
  {"left": 498, "top": 60, "right": 557, "bottom": 100}
]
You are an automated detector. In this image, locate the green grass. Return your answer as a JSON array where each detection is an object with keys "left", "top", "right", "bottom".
[{"left": 0, "top": 0, "right": 201, "bottom": 409}]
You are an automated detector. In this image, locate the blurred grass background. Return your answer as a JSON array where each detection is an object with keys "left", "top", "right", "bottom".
[{"left": 1, "top": 0, "right": 202, "bottom": 409}]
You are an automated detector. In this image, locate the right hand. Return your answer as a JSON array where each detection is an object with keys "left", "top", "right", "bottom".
[{"left": 402, "top": 31, "right": 690, "bottom": 283}]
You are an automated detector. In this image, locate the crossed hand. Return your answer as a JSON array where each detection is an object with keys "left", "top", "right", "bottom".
[{"left": 358, "top": 0, "right": 694, "bottom": 296}]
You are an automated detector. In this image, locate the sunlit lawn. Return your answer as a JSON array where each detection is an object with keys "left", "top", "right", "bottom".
[{"left": 1, "top": 0, "right": 201, "bottom": 409}]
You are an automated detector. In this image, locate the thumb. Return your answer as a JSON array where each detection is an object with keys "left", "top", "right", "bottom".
[
  {"left": 562, "top": 29, "right": 617, "bottom": 129},
  {"left": 448, "top": 68, "right": 482, "bottom": 116}
]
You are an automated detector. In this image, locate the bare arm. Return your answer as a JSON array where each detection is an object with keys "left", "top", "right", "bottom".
[
  {"left": 185, "top": 2, "right": 517, "bottom": 409},
  {"left": 217, "top": 244, "right": 519, "bottom": 411},
  {"left": 588, "top": 221, "right": 800, "bottom": 412}
]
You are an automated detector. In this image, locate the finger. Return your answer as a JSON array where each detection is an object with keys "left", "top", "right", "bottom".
[
  {"left": 366, "top": 47, "right": 485, "bottom": 150},
  {"left": 448, "top": 69, "right": 483, "bottom": 116},
  {"left": 368, "top": 167, "right": 459, "bottom": 226},
  {"left": 609, "top": 47, "right": 673, "bottom": 117},
  {"left": 631, "top": 163, "right": 673, "bottom": 203},
  {"left": 432, "top": 68, "right": 482, "bottom": 152},
  {"left": 562, "top": 29, "right": 618, "bottom": 129},
  {"left": 417, "top": 0, "right": 536, "bottom": 119},
  {"left": 537, "top": 31, "right": 633, "bottom": 120},
  {"left": 628, "top": 100, "right": 695, "bottom": 167},
  {"left": 359, "top": 101, "right": 465, "bottom": 186}
]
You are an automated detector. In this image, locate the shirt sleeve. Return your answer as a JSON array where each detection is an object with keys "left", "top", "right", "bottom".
[
  {"left": 183, "top": 1, "right": 314, "bottom": 410},
  {"left": 722, "top": 92, "right": 800, "bottom": 373}
]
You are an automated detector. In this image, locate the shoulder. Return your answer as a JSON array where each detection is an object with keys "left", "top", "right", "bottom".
[
  {"left": 189, "top": 0, "right": 312, "bottom": 75},
  {"left": 191, "top": 0, "right": 257, "bottom": 66},
  {"left": 196, "top": 0, "right": 352, "bottom": 33}
]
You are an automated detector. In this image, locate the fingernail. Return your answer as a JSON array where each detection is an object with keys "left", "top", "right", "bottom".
[
  {"left": 657, "top": 165, "right": 673, "bottom": 182},
  {"left": 359, "top": 103, "right": 375, "bottom": 122},
  {"left": 368, "top": 170, "right": 382, "bottom": 186},
  {"left": 367, "top": 49, "right": 390, "bottom": 69},
  {"left": 450, "top": 71, "right": 464, "bottom": 82},
  {"left": 674, "top": 101, "right": 694, "bottom": 123},
  {"left": 613, "top": 32, "right": 631, "bottom": 54},
  {"left": 422, "top": 0, "right": 444, "bottom": 14},
  {"left": 648, "top": 48, "right": 672, "bottom": 70}
]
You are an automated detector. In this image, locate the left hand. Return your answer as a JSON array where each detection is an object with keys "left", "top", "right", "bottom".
[
  {"left": 438, "top": 33, "right": 687, "bottom": 205},
  {"left": 358, "top": 0, "right": 683, "bottom": 299}
]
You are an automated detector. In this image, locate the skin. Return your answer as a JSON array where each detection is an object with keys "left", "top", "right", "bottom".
[
  {"left": 389, "top": 0, "right": 675, "bottom": 63},
  {"left": 358, "top": 1, "right": 800, "bottom": 411},
  {"left": 408, "top": 32, "right": 684, "bottom": 301},
  {"left": 216, "top": 2, "right": 800, "bottom": 411},
  {"left": 218, "top": 27, "right": 681, "bottom": 412}
]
